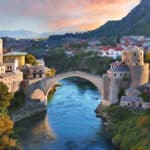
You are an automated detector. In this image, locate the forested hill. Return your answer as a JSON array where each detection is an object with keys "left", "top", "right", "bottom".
[{"left": 47, "top": 0, "right": 150, "bottom": 46}]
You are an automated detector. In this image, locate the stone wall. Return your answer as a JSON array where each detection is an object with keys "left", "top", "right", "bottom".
[
  {"left": 11, "top": 99, "right": 47, "bottom": 122},
  {"left": 130, "top": 64, "right": 149, "bottom": 88},
  {"left": 102, "top": 74, "right": 110, "bottom": 101},
  {"left": 102, "top": 74, "right": 130, "bottom": 105},
  {"left": 0, "top": 71, "right": 23, "bottom": 93}
]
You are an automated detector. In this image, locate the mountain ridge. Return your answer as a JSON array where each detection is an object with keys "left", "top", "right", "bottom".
[
  {"left": 88, "top": 0, "right": 150, "bottom": 37},
  {"left": 0, "top": 30, "right": 50, "bottom": 39}
]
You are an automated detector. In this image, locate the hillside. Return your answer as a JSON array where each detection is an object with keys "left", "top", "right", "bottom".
[
  {"left": 47, "top": 0, "right": 150, "bottom": 46},
  {"left": 89, "top": 0, "right": 150, "bottom": 37}
]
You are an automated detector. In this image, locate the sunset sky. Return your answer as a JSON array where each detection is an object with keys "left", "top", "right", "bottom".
[{"left": 0, "top": 0, "right": 140, "bottom": 33}]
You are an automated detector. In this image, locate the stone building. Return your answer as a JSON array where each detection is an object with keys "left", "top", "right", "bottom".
[
  {"left": 120, "top": 96, "right": 143, "bottom": 108},
  {"left": 21, "top": 64, "right": 45, "bottom": 79},
  {"left": 102, "top": 46, "right": 150, "bottom": 106},
  {"left": 0, "top": 39, "right": 23, "bottom": 93},
  {"left": 4, "top": 51, "right": 27, "bottom": 68}
]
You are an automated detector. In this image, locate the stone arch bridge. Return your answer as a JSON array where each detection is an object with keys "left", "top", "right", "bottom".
[{"left": 26, "top": 71, "right": 103, "bottom": 104}]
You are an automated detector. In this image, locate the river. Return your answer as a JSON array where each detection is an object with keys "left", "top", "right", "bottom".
[{"left": 15, "top": 79, "right": 115, "bottom": 150}]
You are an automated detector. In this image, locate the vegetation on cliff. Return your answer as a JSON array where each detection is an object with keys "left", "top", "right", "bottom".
[
  {"left": 102, "top": 105, "right": 150, "bottom": 150},
  {"left": 44, "top": 50, "right": 115, "bottom": 75},
  {"left": 0, "top": 82, "right": 21, "bottom": 150}
]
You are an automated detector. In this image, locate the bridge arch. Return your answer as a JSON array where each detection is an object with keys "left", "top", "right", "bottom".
[{"left": 27, "top": 71, "right": 103, "bottom": 104}]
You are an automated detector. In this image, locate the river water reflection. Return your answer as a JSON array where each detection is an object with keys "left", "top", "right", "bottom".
[{"left": 15, "top": 79, "right": 115, "bottom": 150}]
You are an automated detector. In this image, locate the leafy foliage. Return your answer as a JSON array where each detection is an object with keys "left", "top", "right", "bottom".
[
  {"left": 25, "top": 54, "right": 37, "bottom": 65},
  {"left": 144, "top": 52, "right": 150, "bottom": 63},
  {"left": 103, "top": 106, "right": 150, "bottom": 150},
  {"left": 45, "top": 68, "right": 56, "bottom": 77},
  {"left": 0, "top": 82, "right": 12, "bottom": 110},
  {"left": 0, "top": 114, "right": 17, "bottom": 150},
  {"left": 0, "top": 82, "right": 19, "bottom": 149},
  {"left": 44, "top": 50, "right": 115, "bottom": 75},
  {"left": 9, "top": 90, "right": 25, "bottom": 111},
  {"left": 118, "top": 89, "right": 125, "bottom": 101}
]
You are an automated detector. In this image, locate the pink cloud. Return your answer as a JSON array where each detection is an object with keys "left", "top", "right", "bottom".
[{"left": 0, "top": 0, "right": 140, "bottom": 32}]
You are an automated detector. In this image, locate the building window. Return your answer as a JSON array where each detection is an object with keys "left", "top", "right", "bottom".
[
  {"left": 120, "top": 73, "right": 122, "bottom": 76},
  {"left": 134, "top": 53, "right": 136, "bottom": 56},
  {"left": 114, "top": 73, "right": 116, "bottom": 77},
  {"left": 7, "top": 66, "right": 9, "bottom": 69},
  {"left": 39, "top": 73, "right": 42, "bottom": 78}
]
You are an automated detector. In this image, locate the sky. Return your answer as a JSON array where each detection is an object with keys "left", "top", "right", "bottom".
[{"left": 0, "top": 0, "right": 140, "bottom": 34}]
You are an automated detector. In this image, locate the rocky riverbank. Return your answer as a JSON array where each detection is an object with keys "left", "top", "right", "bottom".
[
  {"left": 11, "top": 83, "right": 61, "bottom": 122},
  {"left": 95, "top": 103, "right": 109, "bottom": 120},
  {"left": 11, "top": 99, "right": 47, "bottom": 122}
]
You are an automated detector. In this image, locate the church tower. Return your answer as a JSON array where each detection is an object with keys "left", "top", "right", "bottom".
[{"left": 0, "top": 39, "right": 3, "bottom": 65}]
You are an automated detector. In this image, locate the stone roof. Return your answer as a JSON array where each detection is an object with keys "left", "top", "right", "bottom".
[
  {"left": 125, "top": 88, "right": 141, "bottom": 96},
  {"left": 4, "top": 51, "right": 27, "bottom": 56},
  {"left": 110, "top": 65, "right": 130, "bottom": 72},
  {"left": 121, "top": 96, "right": 143, "bottom": 102},
  {"left": 4, "top": 58, "right": 16, "bottom": 63}
]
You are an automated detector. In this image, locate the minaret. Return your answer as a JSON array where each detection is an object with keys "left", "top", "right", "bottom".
[{"left": 0, "top": 39, "right": 3, "bottom": 65}]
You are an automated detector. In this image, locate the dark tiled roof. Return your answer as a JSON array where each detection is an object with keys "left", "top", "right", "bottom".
[
  {"left": 121, "top": 96, "right": 143, "bottom": 102},
  {"left": 110, "top": 65, "right": 130, "bottom": 72}
]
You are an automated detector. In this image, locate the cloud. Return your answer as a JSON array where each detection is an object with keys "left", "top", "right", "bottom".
[{"left": 0, "top": 0, "right": 140, "bottom": 33}]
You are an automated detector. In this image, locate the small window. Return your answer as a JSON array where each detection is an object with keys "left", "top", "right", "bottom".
[
  {"left": 114, "top": 73, "right": 116, "bottom": 77},
  {"left": 7, "top": 66, "right": 9, "bottom": 69},
  {"left": 134, "top": 53, "right": 136, "bottom": 56},
  {"left": 120, "top": 73, "right": 122, "bottom": 76}
]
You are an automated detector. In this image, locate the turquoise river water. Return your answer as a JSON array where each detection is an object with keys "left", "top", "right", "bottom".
[{"left": 15, "top": 79, "right": 115, "bottom": 150}]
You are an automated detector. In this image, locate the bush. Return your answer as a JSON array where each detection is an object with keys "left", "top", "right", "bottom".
[
  {"left": 118, "top": 88, "right": 125, "bottom": 101},
  {"left": 0, "top": 82, "right": 12, "bottom": 110},
  {"left": 103, "top": 106, "right": 150, "bottom": 150},
  {"left": 25, "top": 54, "right": 37, "bottom": 65},
  {"left": 10, "top": 90, "right": 25, "bottom": 110}
]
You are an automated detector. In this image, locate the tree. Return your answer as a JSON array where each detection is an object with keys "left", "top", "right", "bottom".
[
  {"left": 0, "top": 114, "right": 17, "bottom": 150},
  {"left": 25, "top": 54, "right": 37, "bottom": 65},
  {"left": 0, "top": 82, "right": 18, "bottom": 149},
  {"left": 118, "top": 88, "right": 125, "bottom": 101},
  {"left": 0, "top": 82, "right": 12, "bottom": 110},
  {"left": 10, "top": 90, "right": 25, "bottom": 110},
  {"left": 145, "top": 52, "right": 150, "bottom": 63},
  {"left": 45, "top": 68, "right": 56, "bottom": 77}
]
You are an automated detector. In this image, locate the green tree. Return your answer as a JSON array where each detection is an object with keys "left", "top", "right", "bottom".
[
  {"left": 0, "top": 82, "right": 19, "bottom": 149},
  {"left": 118, "top": 88, "right": 125, "bottom": 101},
  {"left": 25, "top": 54, "right": 37, "bottom": 65},
  {"left": 145, "top": 52, "right": 150, "bottom": 63},
  {"left": 10, "top": 90, "right": 25, "bottom": 110},
  {"left": 0, "top": 82, "right": 12, "bottom": 110}
]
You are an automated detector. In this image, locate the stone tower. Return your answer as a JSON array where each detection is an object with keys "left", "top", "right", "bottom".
[
  {"left": 0, "top": 39, "right": 3, "bottom": 65},
  {"left": 122, "top": 46, "right": 144, "bottom": 66},
  {"left": 122, "top": 46, "right": 149, "bottom": 87}
]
